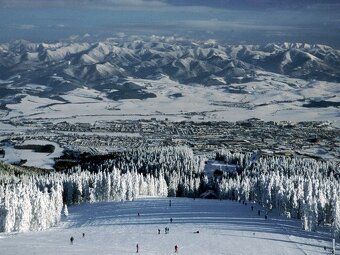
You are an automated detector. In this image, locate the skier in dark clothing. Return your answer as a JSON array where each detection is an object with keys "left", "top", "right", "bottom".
[
  {"left": 158, "top": 229, "right": 160, "bottom": 234},
  {"left": 82, "top": 233, "right": 85, "bottom": 238},
  {"left": 258, "top": 210, "right": 261, "bottom": 216},
  {"left": 169, "top": 200, "right": 172, "bottom": 207},
  {"left": 251, "top": 206, "right": 254, "bottom": 211},
  {"left": 136, "top": 243, "right": 139, "bottom": 253},
  {"left": 70, "top": 236, "right": 74, "bottom": 245},
  {"left": 265, "top": 214, "right": 268, "bottom": 220},
  {"left": 138, "top": 212, "right": 140, "bottom": 217},
  {"left": 170, "top": 218, "right": 173, "bottom": 223},
  {"left": 175, "top": 244, "right": 179, "bottom": 253}
]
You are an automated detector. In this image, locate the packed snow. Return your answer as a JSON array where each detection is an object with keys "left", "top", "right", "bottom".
[{"left": 0, "top": 198, "right": 337, "bottom": 255}]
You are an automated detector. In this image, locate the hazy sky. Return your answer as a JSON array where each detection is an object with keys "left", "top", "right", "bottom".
[{"left": 0, "top": 0, "right": 339, "bottom": 47}]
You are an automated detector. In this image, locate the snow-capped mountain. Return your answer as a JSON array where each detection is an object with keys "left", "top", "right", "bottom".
[
  {"left": 0, "top": 36, "right": 339, "bottom": 100},
  {"left": 0, "top": 35, "right": 339, "bottom": 125}
]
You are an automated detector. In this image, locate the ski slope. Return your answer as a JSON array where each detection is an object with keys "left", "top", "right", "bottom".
[{"left": 0, "top": 198, "right": 337, "bottom": 255}]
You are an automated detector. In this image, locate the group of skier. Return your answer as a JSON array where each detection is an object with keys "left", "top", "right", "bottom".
[
  {"left": 136, "top": 243, "right": 179, "bottom": 253},
  {"left": 70, "top": 233, "right": 85, "bottom": 245},
  {"left": 135, "top": 200, "right": 179, "bottom": 253},
  {"left": 69, "top": 231, "right": 179, "bottom": 253},
  {"left": 70, "top": 200, "right": 181, "bottom": 252},
  {"left": 249, "top": 202, "right": 268, "bottom": 219},
  {"left": 68, "top": 199, "right": 270, "bottom": 253}
]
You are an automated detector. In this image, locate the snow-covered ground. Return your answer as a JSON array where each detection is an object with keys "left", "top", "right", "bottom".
[
  {"left": 204, "top": 160, "right": 238, "bottom": 177},
  {"left": 3, "top": 75, "right": 340, "bottom": 127},
  {"left": 0, "top": 198, "right": 337, "bottom": 255},
  {"left": 2, "top": 139, "right": 63, "bottom": 169}
]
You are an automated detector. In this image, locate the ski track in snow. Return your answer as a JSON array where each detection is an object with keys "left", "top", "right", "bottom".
[{"left": 0, "top": 198, "right": 337, "bottom": 255}]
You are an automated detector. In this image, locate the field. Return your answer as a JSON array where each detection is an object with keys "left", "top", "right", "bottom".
[{"left": 0, "top": 198, "right": 337, "bottom": 255}]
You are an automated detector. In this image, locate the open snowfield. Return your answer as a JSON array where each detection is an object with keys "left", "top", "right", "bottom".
[
  {"left": 2, "top": 139, "right": 63, "bottom": 169},
  {"left": 0, "top": 198, "right": 337, "bottom": 255},
  {"left": 2, "top": 74, "right": 340, "bottom": 127}
]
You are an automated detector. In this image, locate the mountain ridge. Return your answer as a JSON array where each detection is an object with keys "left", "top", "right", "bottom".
[{"left": 0, "top": 36, "right": 339, "bottom": 102}]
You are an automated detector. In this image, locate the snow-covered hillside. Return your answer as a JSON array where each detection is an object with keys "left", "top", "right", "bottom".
[
  {"left": 1, "top": 74, "right": 339, "bottom": 126},
  {"left": 2, "top": 139, "right": 63, "bottom": 169},
  {"left": 0, "top": 198, "right": 337, "bottom": 255},
  {"left": 1, "top": 37, "right": 339, "bottom": 85},
  {"left": 0, "top": 35, "right": 339, "bottom": 125},
  {"left": 0, "top": 36, "right": 340, "bottom": 125}
]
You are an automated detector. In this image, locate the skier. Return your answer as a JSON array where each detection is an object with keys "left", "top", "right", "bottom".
[
  {"left": 251, "top": 205, "right": 254, "bottom": 211},
  {"left": 136, "top": 243, "right": 139, "bottom": 253},
  {"left": 265, "top": 214, "right": 268, "bottom": 220},
  {"left": 258, "top": 210, "right": 261, "bottom": 216},
  {"left": 82, "top": 233, "right": 85, "bottom": 238},
  {"left": 138, "top": 212, "right": 140, "bottom": 217},
  {"left": 70, "top": 236, "right": 74, "bottom": 245},
  {"left": 175, "top": 244, "right": 179, "bottom": 253},
  {"left": 158, "top": 229, "right": 160, "bottom": 234},
  {"left": 170, "top": 218, "right": 173, "bottom": 223},
  {"left": 169, "top": 200, "right": 172, "bottom": 207}
]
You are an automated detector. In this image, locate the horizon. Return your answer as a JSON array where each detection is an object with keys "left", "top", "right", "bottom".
[{"left": 0, "top": 1, "right": 339, "bottom": 47}]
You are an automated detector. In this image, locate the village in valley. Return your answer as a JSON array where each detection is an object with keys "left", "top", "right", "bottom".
[
  {"left": 0, "top": 118, "right": 338, "bottom": 171},
  {"left": 0, "top": 1, "right": 340, "bottom": 254}
]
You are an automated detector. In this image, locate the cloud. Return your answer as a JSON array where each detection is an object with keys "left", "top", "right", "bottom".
[
  {"left": 1, "top": 0, "right": 339, "bottom": 11},
  {"left": 183, "top": 19, "right": 298, "bottom": 32},
  {"left": 17, "top": 24, "right": 37, "bottom": 29},
  {"left": 107, "top": 0, "right": 166, "bottom": 7},
  {"left": 163, "top": 0, "right": 340, "bottom": 9},
  {"left": 0, "top": 0, "right": 168, "bottom": 8}
]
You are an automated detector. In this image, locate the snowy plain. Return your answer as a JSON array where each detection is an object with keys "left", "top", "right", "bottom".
[
  {"left": 2, "top": 139, "right": 63, "bottom": 169},
  {"left": 0, "top": 198, "right": 337, "bottom": 255},
  {"left": 2, "top": 74, "right": 340, "bottom": 127}
]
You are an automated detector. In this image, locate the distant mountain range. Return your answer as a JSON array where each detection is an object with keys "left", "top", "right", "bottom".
[{"left": 0, "top": 36, "right": 339, "bottom": 102}]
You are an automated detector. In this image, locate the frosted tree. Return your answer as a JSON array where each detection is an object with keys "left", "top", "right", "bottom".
[
  {"left": 63, "top": 204, "right": 69, "bottom": 217},
  {"left": 72, "top": 178, "right": 83, "bottom": 204},
  {"left": 16, "top": 187, "right": 32, "bottom": 232},
  {"left": 332, "top": 195, "right": 340, "bottom": 237}
]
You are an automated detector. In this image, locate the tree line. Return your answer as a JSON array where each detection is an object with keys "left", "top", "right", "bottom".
[
  {"left": 0, "top": 146, "right": 339, "bottom": 237},
  {"left": 0, "top": 166, "right": 167, "bottom": 232}
]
